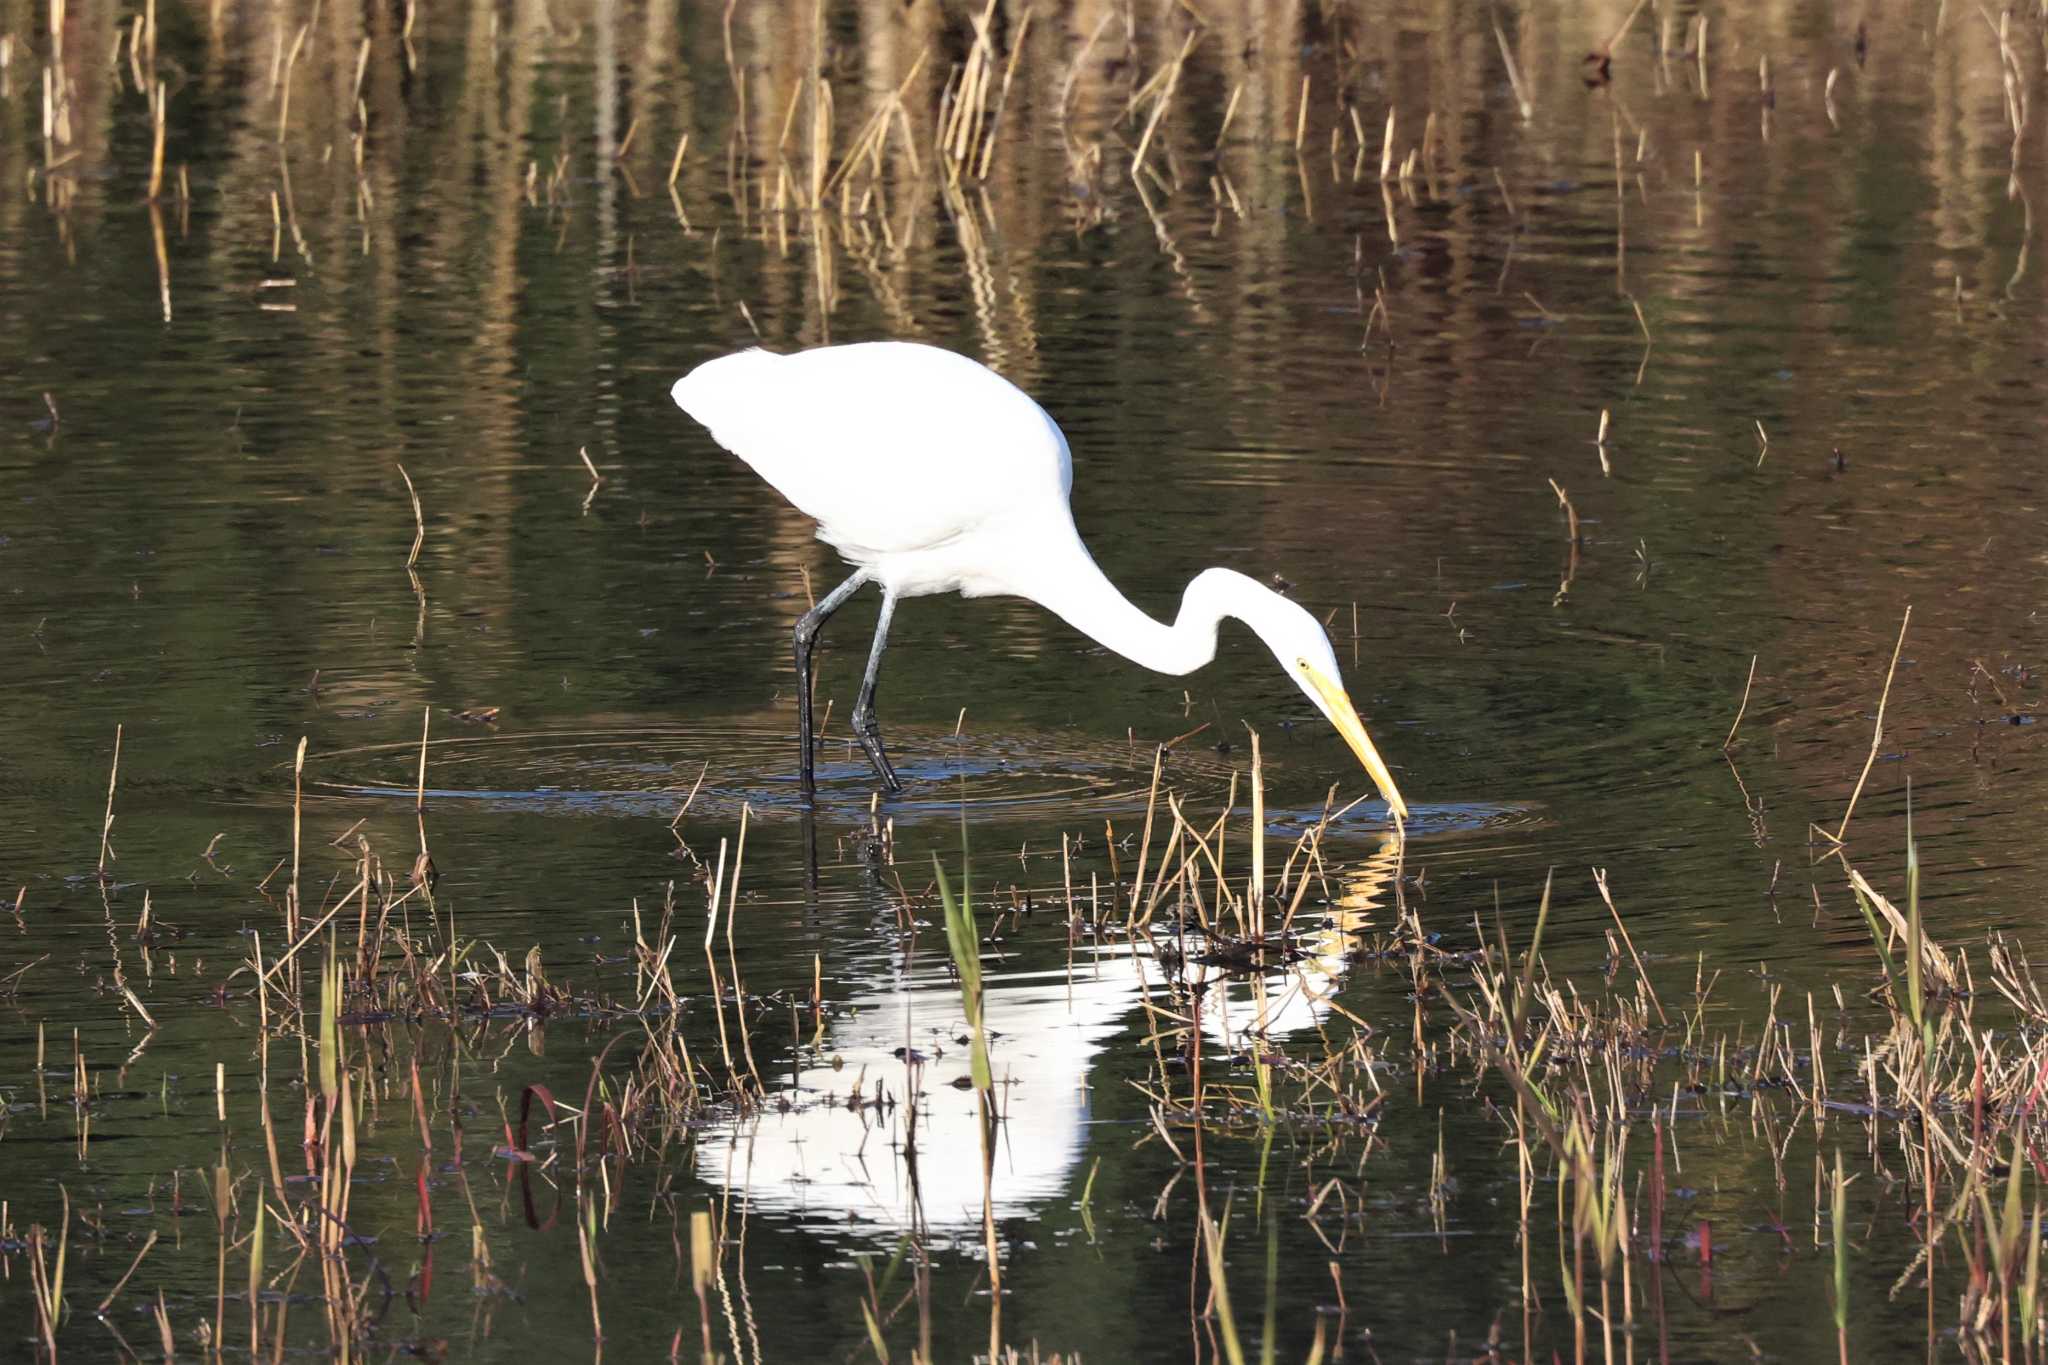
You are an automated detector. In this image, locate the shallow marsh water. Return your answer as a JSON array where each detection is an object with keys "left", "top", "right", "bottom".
[{"left": 3, "top": 1, "right": 2047, "bottom": 1361}]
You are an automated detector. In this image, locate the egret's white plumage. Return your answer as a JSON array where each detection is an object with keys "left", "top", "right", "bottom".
[
  {"left": 673, "top": 342, "right": 1071, "bottom": 597},
  {"left": 671, "top": 340, "right": 1408, "bottom": 818}
]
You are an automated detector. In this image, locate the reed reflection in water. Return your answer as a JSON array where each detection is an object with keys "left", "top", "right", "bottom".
[{"left": 700, "top": 840, "right": 1401, "bottom": 1240}]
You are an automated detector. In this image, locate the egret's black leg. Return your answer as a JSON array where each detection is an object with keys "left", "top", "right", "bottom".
[
  {"left": 849, "top": 590, "right": 903, "bottom": 794},
  {"left": 793, "top": 569, "right": 871, "bottom": 802}
]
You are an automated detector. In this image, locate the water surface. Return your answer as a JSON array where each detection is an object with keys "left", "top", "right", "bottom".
[{"left": 2, "top": 1, "right": 2045, "bottom": 1360}]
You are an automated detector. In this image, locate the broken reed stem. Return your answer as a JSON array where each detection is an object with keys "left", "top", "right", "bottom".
[
  {"left": 1724, "top": 654, "right": 1758, "bottom": 748},
  {"left": 702, "top": 838, "right": 738, "bottom": 1088},
  {"left": 670, "top": 761, "right": 708, "bottom": 831},
  {"left": 95, "top": 1229, "right": 158, "bottom": 1314},
  {"left": 1591, "top": 868, "right": 1666, "bottom": 1024},
  {"left": 415, "top": 708, "right": 430, "bottom": 810},
  {"left": 1129, "top": 746, "right": 1164, "bottom": 908},
  {"left": 98, "top": 722, "right": 122, "bottom": 876},
  {"left": 1547, "top": 478, "right": 1580, "bottom": 544},
  {"left": 397, "top": 464, "right": 425, "bottom": 568},
  {"left": 1599, "top": 0, "right": 1653, "bottom": 58},
  {"left": 1832, "top": 606, "right": 1911, "bottom": 844},
  {"left": 724, "top": 802, "right": 764, "bottom": 1092}
]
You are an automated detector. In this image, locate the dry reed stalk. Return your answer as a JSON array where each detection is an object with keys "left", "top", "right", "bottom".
[
  {"left": 939, "top": 0, "right": 1000, "bottom": 177},
  {"left": 1724, "top": 654, "right": 1758, "bottom": 747},
  {"left": 723, "top": 803, "right": 764, "bottom": 1092},
  {"left": 350, "top": 36, "right": 369, "bottom": 105},
  {"left": 972, "top": 8, "right": 1031, "bottom": 180},
  {"left": 27, "top": 1189, "right": 69, "bottom": 1357},
  {"left": 397, "top": 464, "right": 424, "bottom": 567},
  {"left": 1213, "top": 82, "right": 1242, "bottom": 153},
  {"left": 669, "top": 761, "right": 708, "bottom": 832},
  {"left": 98, "top": 723, "right": 122, "bottom": 876},
  {"left": 1597, "top": 0, "right": 1653, "bottom": 62},
  {"left": 1131, "top": 30, "right": 1198, "bottom": 179},
  {"left": 1056, "top": 10, "right": 1114, "bottom": 132},
  {"left": 1128, "top": 746, "right": 1165, "bottom": 907},
  {"left": 146, "top": 81, "right": 165, "bottom": 200},
  {"left": 1547, "top": 478, "right": 1580, "bottom": 544},
  {"left": 1294, "top": 74, "right": 1310, "bottom": 150},
  {"left": 688, "top": 1209, "right": 716, "bottom": 1357},
  {"left": 289, "top": 736, "right": 305, "bottom": 938},
  {"left": 120, "top": 983, "right": 155, "bottom": 1029},
  {"left": 1492, "top": 12, "right": 1533, "bottom": 120},
  {"left": 808, "top": 73, "right": 830, "bottom": 209},
  {"left": 820, "top": 50, "right": 927, "bottom": 202},
  {"left": 414, "top": 709, "right": 430, "bottom": 810},
  {"left": 276, "top": 23, "right": 307, "bottom": 142},
  {"left": 1591, "top": 868, "right": 1666, "bottom": 1023},
  {"left": 1247, "top": 726, "right": 1265, "bottom": 933},
  {"left": 702, "top": 838, "right": 737, "bottom": 1081},
  {"left": 1830, "top": 606, "right": 1911, "bottom": 845},
  {"left": 95, "top": 1229, "right": 158, "bottom": 1315}
]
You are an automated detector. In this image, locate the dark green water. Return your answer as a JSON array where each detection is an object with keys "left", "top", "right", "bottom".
[{"left": 3, "top": 1, "right": 2046, "bottom": 1360}]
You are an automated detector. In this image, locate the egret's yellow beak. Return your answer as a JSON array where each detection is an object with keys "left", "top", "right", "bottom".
[{"left": 1301, "top": 661, "right": 1410, "bottom": 824}]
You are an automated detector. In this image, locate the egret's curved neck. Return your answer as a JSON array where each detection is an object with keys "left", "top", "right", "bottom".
[{"left": 1020, "top": 540, "right": 1261, "bottom": 677}]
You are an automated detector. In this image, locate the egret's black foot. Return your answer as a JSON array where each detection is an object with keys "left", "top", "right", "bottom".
[
  {"left": 861, "top": 743, "right": 905, "bottom": 796},
  {"left": 851, "top": 712, "right": 903, "bottom": 795}
]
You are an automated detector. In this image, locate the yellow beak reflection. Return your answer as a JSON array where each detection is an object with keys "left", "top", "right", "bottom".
[{"left": 1301, "top": 662, "right": 1410, "bottom": 824}]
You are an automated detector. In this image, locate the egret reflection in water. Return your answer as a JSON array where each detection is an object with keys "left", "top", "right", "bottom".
[{"left": 696, "top": 838, "right": 1403, "bottom": 1242}]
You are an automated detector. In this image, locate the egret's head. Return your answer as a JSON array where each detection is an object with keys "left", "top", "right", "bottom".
[{"left": 1224, "top": 578, "right": 1409, "bottom": 822}]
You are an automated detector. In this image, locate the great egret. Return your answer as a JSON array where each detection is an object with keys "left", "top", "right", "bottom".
[{"left": 670, "top": 341, "right": 1409, "bottom": 820}]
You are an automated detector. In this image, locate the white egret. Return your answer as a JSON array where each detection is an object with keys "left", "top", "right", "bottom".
[{"left": 670, "top": 341, "right": 1408, "bottom": 819}]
